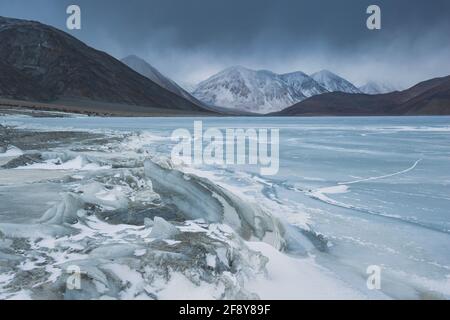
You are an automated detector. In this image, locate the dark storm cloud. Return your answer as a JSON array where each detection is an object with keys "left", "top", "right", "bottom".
[{"left": 1, "top": 0, "right": 449, "bottom": 86}]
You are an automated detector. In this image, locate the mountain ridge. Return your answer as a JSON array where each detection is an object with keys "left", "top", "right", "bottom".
[
  {"left": 192, "top": 66, "right": 356, "bottom": 113},
  {"left": 271, "top": 75, "right": 450, "bottom": 116},
  {"left": 121, "top": 55, "right": 203, "bottom": 105},
  {"left": 310, "top": 70, "right": 361, "bottom": 94},
  {"left": 121, "top": 56, "right": 255, "bottom": 115}
]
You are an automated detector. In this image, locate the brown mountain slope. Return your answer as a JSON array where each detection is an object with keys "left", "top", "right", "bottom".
[
  {"left": 0, "top": 60, "right": 48, "bottom": 101},
  {"left": 0, "top": 16, "right": 214, "bottom": 114},
  {"left": 272, "top": 76, "right": 450, "bottom": 116}
]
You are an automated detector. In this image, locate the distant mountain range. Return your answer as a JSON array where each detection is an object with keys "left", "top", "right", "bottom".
[
  {"left": 192, "top": 66, "right": 310, "bottom": 114},
  {"left": 272, "top": 75, "right": 450, "bottom": 116},
  {"left": 0, "top": 16, "right": 213, "bottom": 115},
  {"left": 191, "top": 66, "right": 358, "bottom": 113}
]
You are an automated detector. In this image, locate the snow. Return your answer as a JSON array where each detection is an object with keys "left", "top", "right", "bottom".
[
  {"left": 134, "top": 249, "right": 147, "bottom": 257},
  {"left": 149, "top": 217, "right": 180, "bottom": 239},
  {"left": 311, "top": 70, "right": 361, "bottom": 94},
  {"left": 246, "top": 242, "right": 366, "bottom": 299},
  {"left": 308, "top": 185, "right": 351, "bottom": 209},
  {"left": 157, "top": 273, "right": 219, "bottom": 300},
  {"left": 102, "top": 263, "right": 145, "bottom": 300},
  {"left": 0, "top": 146, "right": 23, "bottom": 158},
  {"left": 206, "top": 254, "right": 217, "bottom": 269},
  {"left": 16, "top": 155, "right": 111, "bottom": 171},
  {"left": 193, "top": 66, "right": 312, "bottom": 114},
  {"left": 359, "top": 81, "right": 399, "bottom": 94},
  {"left": 316, "top": 185, "right": 349, "bottom": 194},
  {"left": 281, "top": 71, "right": 327, "bottom": 97}
]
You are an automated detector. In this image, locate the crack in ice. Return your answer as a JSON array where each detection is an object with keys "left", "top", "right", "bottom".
[{"left": 338, "top": 159, "right": 422, "bottom": 185}]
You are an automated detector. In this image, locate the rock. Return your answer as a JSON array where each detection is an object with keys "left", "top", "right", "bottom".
[
  {"left": 0, "top": 126, "right": 9, "bottom": 153},
  {"left": 1, "top": 153, "right": 43, "bottom": 169},
  {"left": 149, "top": 217, "right": 180, "bottom": 239}
]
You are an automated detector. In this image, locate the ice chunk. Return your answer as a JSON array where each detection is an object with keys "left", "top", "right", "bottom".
[
  {"left": 39, "top": 193, "right": 84, "bottom": 225},
  {"left": 144, "top": 218, "right": 154, "bottom": 228},
  {"left": 90, "top": 244, "right": 141, "bottom": 259},
  {"left": 0, "top": 146, "right": 23, "bottom": 158},
  {"left": 17, "top": 155, "right": 111, "bottom": 171},
  {"left": 77, "top": 182, "right": 128, "bottom": 211},
  {"left": 0, "top": 223, "right": 73, "bottom": 239},
  {"left": 144, "top": 159, "right": 286, "bottom": 249},
  {"left": 149, "top": 217, "right": 180, "bottom": 239}
]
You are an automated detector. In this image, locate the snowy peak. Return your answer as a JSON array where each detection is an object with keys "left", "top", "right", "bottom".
[
  {"left": 280, "top": 72, "right": 328, "bottom": 97},
  {"left": 193, "top": 67, "right": 331, "bottom": 114},
  {"left": 192, "top": 66, "right": 363, "bottom": 113},
  {"left": 193, "top": 66, "right": 306, "bottom": 114},
  {"left": 310, "top": 70, "right": 361, "bottom": 94},
  {"left": 359, "top": 81, "right": 399, "bottom": 95}
]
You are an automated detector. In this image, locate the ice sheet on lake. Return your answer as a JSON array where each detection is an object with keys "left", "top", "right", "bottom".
[{"left": 2, "top": 116, "right": 449, "bottom": 300}]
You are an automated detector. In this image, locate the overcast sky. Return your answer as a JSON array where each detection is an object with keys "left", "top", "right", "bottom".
[{"left": 1, "top": 0, "right": 449, "bottom": 88}]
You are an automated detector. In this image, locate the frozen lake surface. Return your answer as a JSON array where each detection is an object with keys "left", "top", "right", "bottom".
[{"left": 1, "top": 115, "right": 449, "bottom": 299}]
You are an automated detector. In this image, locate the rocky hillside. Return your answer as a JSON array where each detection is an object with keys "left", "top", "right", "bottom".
[
  {"left": 0, "top": 17, "right": 212, "bottom": 114},
  {"left": 272, "top": 75, "right": 450, "bottom": 116}
]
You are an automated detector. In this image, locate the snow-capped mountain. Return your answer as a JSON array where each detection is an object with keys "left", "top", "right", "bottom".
[
  {"left": 310, "top": 70, "right": 361, "bottom": 94},
  {"left": 359, "top": 81, "right": 399, "bottom": 95},
  {"left": 192, "top": 66, "right": 327, "bottom": 113},
  {"left": 280, "top": 71, "right": 328, "bottom": 97},
  {"left": 121, "top": 55, "right": 202, "bottom": 106}
]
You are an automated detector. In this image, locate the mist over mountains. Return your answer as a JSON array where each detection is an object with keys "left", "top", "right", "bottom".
[
  {"left": 358, "top": 81, "right": 400, "bottom": 95},
  {"left": 121, "top": 55, "right": 205, "bottom": 108}
]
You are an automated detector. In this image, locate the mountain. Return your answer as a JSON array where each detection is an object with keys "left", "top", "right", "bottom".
[
  {"left": 180, "top": 82, "right": 197, "bottom": 93},
  {"left": 121, "top": 55, "right": 200, "bottom": 104},
  {"left": 0, "top": 60, "right": 48, "bottom": 101},
  {"left": 0, "top": 17, "right": 213, "bottom": 115},
  {"left": 271, "top": 75, "right": 450, "bottom": 116},
  {"left": 193, "top": 66, "right": 303, "bottom": 114},
  {"left": 191, "top": 66, "right": 362, "bottom": 113},
  {"left": 121, "top": 55, "right": 255, "bottom": 115},
  {"left": 280, "top": 72, "right": 328, "bottom": 97},
  {"left": 359, "top": 81, "right": 399, "bottom": 94},
  {"left": 192, "top": 66, "right": 327, "bottom": 113},
  {"left": 310, "top": 70, "right": 361, "bottom": 94}
]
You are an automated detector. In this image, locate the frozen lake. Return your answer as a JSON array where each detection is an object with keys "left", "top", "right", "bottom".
[{"left": 1, "top": 115, "right": 449, "bottom": 299}]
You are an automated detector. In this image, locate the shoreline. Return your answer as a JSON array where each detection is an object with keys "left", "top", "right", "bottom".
[{"left": 3, "top": 100, "right": 450, "bottom": 119}]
